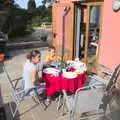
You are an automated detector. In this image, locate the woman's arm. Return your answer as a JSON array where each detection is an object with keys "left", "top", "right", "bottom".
[
  {"left": 31, "top": 69, "right": 37, "bottom": 84},
  {"left": 31, "top": 68, "right": 42, "bottom": 85}
]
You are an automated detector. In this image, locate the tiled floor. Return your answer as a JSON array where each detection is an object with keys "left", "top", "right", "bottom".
[
  {"left": 0, "top": 47, "right": 63, "bottom": 120},
  {"left": 0, "top": 47, "right": 120, "bottom": 120}
]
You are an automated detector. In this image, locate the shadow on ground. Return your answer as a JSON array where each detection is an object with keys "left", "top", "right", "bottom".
[
  {"left": 0, "top": 63, "right": 4, "bottom": 73},
  {"left": 4, "top": 102, "right": 20, "bottom": 120},
  {"left": 5, "top": 101, "right": 40, "bottom": 120},
  {"left": 109, "top": 107, "right": 120, "bottom": 120},
  {"left": 0, "top": 86, "right": 6, "bottom": 120},
  {"left": 0, "top": 86, "right": 20, "bottom": 120}
]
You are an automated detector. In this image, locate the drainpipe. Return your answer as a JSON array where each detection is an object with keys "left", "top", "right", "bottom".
[{"left": 62, "top": 6, "right": 70, "bottom": 61}]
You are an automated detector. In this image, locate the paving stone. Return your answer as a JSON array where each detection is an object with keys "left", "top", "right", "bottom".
[{"left": 0, "top": 47, "right": 62, "bottom": 120}]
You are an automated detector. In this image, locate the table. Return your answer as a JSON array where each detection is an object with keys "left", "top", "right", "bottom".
[{"left": 43, "top": 72, "right": 87, "bottom": 97}]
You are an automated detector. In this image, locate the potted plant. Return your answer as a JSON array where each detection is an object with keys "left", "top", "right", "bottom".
[{"left": 0, "top": 53, "right": 5, "bottom": 63}]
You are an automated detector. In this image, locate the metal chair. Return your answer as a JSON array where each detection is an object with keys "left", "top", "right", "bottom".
[
  {"left": 62, "top": 64, "right": 120, "bottom": 120},
  {"left": 89, "top": 64, "right": 120, "bottom": 112},
  {"left": 3, "top": 64, "right": 47, "bottom": 118},
  {"left": 62, "top": 84, "right": 105, "bottom": 120},
  {"left": 89, "top": 64, "right": 120, "bottom": 89},
  {"left": 101, "top": 64, "right": 120, "bottom": 113}
]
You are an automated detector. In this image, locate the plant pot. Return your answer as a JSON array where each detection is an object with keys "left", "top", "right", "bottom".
[{"left": 0, "top": 53, "right": 5, "bottom": 63}]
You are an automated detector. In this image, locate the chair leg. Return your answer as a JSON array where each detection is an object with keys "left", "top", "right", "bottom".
[
  {"left": 102, "top": 103, "right": 112, "bottom": 120},
  {"left": 61, "top": 97, "right": 68, "bottom": 116},
  {"left": 32, "top": 96, "right": 39, "bottom": 103},
  {"left": 38, "top": 95, "right": 48, "bottom": 110},
  {"left": 9, "top": 101, "right": 19, "bottom": 118},
  {"left": 34, "top": 95, "right": 47, "bottom": 110},
  {"left": 108, "top": 100, "right": 113, "bottom": 114},
  {"left": 9, "top": 93, "right": 21, "bottom": 118},
  {"left": 57, "top": 94, "right": 63, "bottom": 111},
  {"left": 69, "top": 111, "right": 74, "bottom": 120}
]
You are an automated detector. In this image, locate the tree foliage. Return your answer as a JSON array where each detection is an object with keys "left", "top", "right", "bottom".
[
  {"left": 27, "top": 0, "right": 37, "bottom": 19},
  {"left": 0, "top": 0, "right": 30, "bottom": 38},
  {"left": 0, "top": 0, "right": 14, "bottom": 9},
  {"left": 0, "top": 0, "right": 53, "bottom": 40},
  {"left": 29, "top": 0, "right": 53, "bottom": 26},
  {"left": 28, "top": 0, "right": 36, "bottom": 10},
  {"left": 42, "top": 0, "right": 57, "bottom": 4}
]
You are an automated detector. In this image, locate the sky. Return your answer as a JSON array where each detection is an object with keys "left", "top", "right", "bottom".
[{"left": 15, "top": 0, "right": 42, "bottom": 9}]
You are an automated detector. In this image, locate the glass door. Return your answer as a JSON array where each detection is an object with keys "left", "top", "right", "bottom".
[
  {"left": 75, "top": 2, "right": 103, "bottom": 74},
  {"left": 75, "top": 4, "right": 87, "bottom": 61},
  {"left": 86, "top": 3, "right": 103, "bottom": 74}
]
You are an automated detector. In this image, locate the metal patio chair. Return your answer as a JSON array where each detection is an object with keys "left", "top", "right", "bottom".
[
  {"left": 62, "top": 84, "right": 105, "bottom": 120},
  {"left": 62, "top": 64, "right": 120, "bottom": 120},
  {"left": 3, "top": 64, "right": 47, "bottom": 118},
  {"left": 89, "top": 64, "right": 120, "bottom": 112}
]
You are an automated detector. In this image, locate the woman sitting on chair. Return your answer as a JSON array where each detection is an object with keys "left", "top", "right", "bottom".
[{"left": 23, "top": 50, "right": 45, "bottom": 96}]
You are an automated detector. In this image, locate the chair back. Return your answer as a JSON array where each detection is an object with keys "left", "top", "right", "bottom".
[
  {"left": 73, "top": 86, "right": 104, "bottom": 114},
  {"left": 106, "top": 64, "right": 120, "bottom": 91}
]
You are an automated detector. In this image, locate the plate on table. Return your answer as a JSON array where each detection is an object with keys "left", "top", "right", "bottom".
[
  {"left": 43, "top": 67, "right": 60, "bottom": 75},
  {"left": 63, "top": 71, "right": 77, "bottom": 79}
]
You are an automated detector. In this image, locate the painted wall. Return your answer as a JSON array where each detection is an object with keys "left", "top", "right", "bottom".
[
  {"left": 52, "top": 3, "right": 74, "bottom": 60},
  {"left": 99, "top": 0, "right": 120, "bottom": 70},
  {"left": 59, "top": 0, "right": 120, "bottom": 70},
  {"left": 53, "top": 6, "right": 64, "bottom": 55}
]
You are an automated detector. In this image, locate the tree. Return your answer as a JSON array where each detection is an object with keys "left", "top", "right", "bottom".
[
  {"left": 28, "top": 0, "right": 36, "bottom": 10},
  {"left": 46, "top": 5, "right": 52, "bottom": 21},
  {"left": 0, "top": 0, "right": 15, "bottom": 31},
  {"left": 42, "top": 0, "right": 57, "bottom": 4},
  {"left": 0, "top": 0, "right": 14, "bottom": 9},
  {"left": 0, "top": 0, "right": 30, "bottom": 39},
  {"left": 27, "top": 0, "right": 37, "bottom": 18}
]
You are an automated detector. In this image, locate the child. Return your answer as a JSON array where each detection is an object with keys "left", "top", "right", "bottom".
[
  {"left": 44, "top": 46, "right": 61, "bottom": 63},
  {"left": 23, "top": 50, "right": 45, "bottom": 96}
]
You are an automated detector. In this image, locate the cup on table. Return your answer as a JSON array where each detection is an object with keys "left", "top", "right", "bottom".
[{"left": 62, "top": 68, "right": 66, "bottom": 73}]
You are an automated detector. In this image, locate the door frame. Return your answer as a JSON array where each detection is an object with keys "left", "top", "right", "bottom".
[{"left": 74, "top": 1, "right": 103, "bottom": 74}]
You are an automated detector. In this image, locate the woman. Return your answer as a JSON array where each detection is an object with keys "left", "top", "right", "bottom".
[{"left": 23, "top": 50, "right": 45, "bottom": 96}]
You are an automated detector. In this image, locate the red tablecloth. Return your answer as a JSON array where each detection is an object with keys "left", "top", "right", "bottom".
[{"left": 43, "top": 72, "right": 87, "bottom": 97}]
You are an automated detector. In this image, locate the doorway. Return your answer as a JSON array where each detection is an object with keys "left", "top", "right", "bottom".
[{"left": 75, "top": 2, "right": 103, "bottom": 74}]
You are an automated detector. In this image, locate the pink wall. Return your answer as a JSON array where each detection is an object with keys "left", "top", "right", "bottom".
[
  {"left": 100, "top": 0, "right": 120, "bottom": 70},
  {"left": 59, "top": 0, "right": 120, "bottom": 70},
  {"left": 53, "top": 3, "right": 74, "bottom": 59},
  {"left": 55, "top": 7, "right": 64, "bottom": 55}
]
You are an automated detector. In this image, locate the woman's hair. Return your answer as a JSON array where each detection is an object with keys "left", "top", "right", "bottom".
[
  {"left": 48, "top": 46, "right": 56, "bottom": 51},
  {"left": 26, "top": 50, "right": 41, "bottom": 60}
]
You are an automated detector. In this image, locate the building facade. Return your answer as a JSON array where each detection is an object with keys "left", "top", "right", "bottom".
[{"left": 52, "top": 0, "right": 120, "bottom": 73}]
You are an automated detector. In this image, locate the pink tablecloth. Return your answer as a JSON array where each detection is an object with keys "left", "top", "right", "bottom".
[{"left": 43, "top": 73, "right": 87, "bottom": 97}]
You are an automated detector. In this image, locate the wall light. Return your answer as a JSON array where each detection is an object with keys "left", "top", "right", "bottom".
[
  {"left": 112, "top": 0, "right": 120, "bottom": 11},
  {"left": 64, "top": 6, "right": 70, "bottom": 12}
]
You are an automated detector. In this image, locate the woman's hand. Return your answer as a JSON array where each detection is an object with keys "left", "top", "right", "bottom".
[{"left": 32, "top": 69, "right": 42, "bottom": 85}]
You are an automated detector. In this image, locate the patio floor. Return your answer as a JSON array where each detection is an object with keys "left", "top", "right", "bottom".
[
  {"left": 0, "top": 47, "right": 65, "bottom": 120},
  {"left": 0, "top": 47, "right": 120, "bottom": 120}
]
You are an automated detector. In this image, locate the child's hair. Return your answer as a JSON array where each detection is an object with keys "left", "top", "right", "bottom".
[
  {"left": 48, "top": 46, "right": 56, "bottom": 51},
  {"left": 26, "top": 50, "right": 41, "bottom": 61}
]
